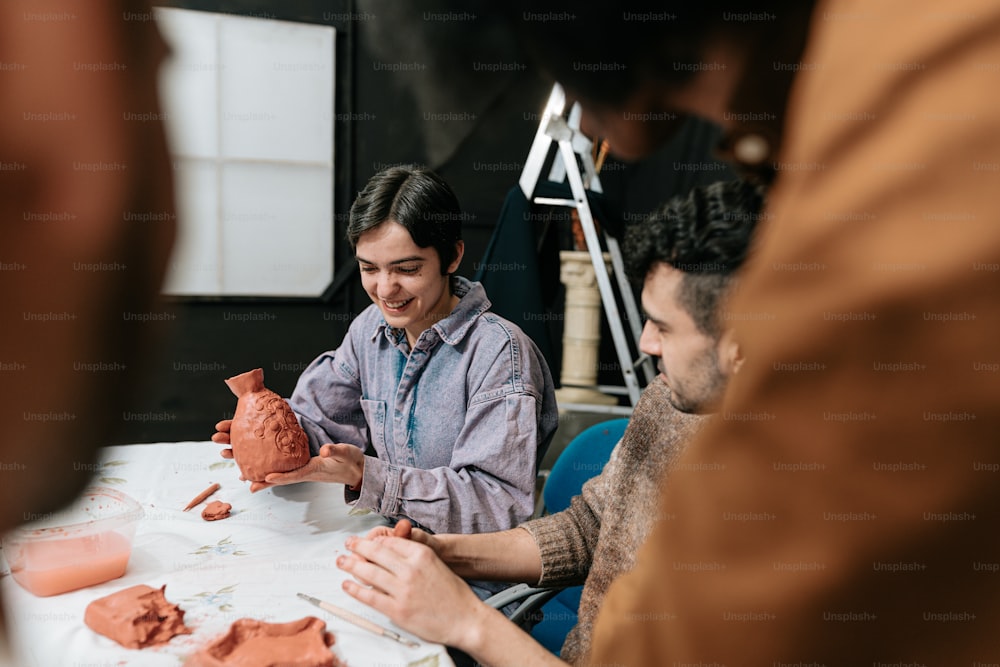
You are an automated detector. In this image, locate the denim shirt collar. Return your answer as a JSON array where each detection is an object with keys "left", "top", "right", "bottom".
[{"left": 371, "top": 276, "right": 491, "bottom": 347}]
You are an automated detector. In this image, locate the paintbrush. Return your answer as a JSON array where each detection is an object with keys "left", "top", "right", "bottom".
[
  {"left": 297, "top": 592, "right": 419, "bottom": 648},
  {"left": 183, "top": 482, "right": 220, "bottom": 511}
]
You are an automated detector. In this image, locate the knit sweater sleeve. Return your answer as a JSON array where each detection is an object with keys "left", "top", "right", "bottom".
[{"left": 520, "top": 442, "right": 620, "bottom": 588}]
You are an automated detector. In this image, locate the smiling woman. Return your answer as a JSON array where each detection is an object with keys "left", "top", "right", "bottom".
[
  {"left": 354, "top": 211, "right": 463, "bottom": 349},
  {"left": 348, "top": 168, "right": 464, "bottom": 350},
  {"left": 217, "top": 165, "right": 561, "bottom": 541}
]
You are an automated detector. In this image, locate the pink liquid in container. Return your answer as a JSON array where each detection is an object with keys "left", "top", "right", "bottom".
[{"left": 3, "top": 487, "right": 143, "bottom": 597}]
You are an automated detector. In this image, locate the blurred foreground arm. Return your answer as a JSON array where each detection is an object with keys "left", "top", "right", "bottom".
[{"left": 0, "top": 0, "right": 175, "bottom": 524}]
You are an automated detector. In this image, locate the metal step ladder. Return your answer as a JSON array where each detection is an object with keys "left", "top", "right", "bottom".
[{"left": 519, "top": 84, "right": 655, "bottom": 415}]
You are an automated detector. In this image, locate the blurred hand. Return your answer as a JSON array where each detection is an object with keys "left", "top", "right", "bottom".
[
  {"left": 337, "top": 535, "right": 486, "bottom": 647},
  {"left": 364, "top": 519, "right": 444, "bottom": 556},
  {"left": 392, "top": 519, "right": 412, "bottom": 540},
  {"left": 365, "top": 520, "right": 409, "bottom": 540}
]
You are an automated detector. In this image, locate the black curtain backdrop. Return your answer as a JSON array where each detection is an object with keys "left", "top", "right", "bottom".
[{"left": 126, "top": 0, "right": 736, "bottom": 442}]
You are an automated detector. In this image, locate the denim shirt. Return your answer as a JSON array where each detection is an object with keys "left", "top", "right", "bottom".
[{"left": 289, "top": 277, "right": 558, "bottom": 534}]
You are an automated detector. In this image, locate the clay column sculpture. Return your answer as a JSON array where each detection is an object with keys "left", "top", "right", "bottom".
[
  {"left": 224, "top": 368, "right": 311, "bottom": 482},
  {"left": 554, "top": 250, "right": 618, "bottom": 406}
]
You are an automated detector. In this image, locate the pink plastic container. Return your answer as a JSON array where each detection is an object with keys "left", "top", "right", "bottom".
[{"left": 3, "top": 487, "right": 143, "bottom": 597}]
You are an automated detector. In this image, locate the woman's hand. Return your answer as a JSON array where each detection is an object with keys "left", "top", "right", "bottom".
[
  {"left": 364, "top": 519, "right": 444, "bottom": 555},
  {"left": 336, "top": 535, "right": 490, "bottom": 649},
  {"left": 251, "top": 443, "right": 365, "bottom": 492},
  {"left": 210, "top": 419, "right": 234, "bottom": 457},
  {"left": 364, "top": 520, "right": 410, "bottom": 540}
]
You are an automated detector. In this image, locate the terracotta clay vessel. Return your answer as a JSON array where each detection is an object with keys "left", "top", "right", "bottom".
[{"left": 224, "top": 368, "right": 310, "bottom": 483}]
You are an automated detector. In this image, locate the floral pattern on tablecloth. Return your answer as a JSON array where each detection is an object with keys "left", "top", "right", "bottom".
[
  {"left": 186, "top": 584, "right": 237, "bottom": 612},
  {"left": 192, "top": 535, "right": 247, "bottom": 557},
  {"left": 96, "top": 458, "right": 129, "bottom": 485}
]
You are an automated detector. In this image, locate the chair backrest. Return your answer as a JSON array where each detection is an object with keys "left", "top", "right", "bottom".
[{"left": 542, "top": 418, "right": 629, "bottom": 514}]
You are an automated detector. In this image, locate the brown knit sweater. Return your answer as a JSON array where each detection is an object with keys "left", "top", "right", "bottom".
[{"left": 520, "top": 376, "right": 708, "bottom": 664}]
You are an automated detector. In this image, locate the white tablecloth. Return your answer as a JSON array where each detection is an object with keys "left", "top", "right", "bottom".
[{"left": 1, "top": 442, "right": 452, "bottom": 667}]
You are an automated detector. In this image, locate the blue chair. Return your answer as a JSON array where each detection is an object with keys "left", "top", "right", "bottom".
[
  {"left": 485, "top": 418, "right": 629, "bottom": 654},
  {"left": 541, "top": 418, "right": 628, "bottom": 515}
]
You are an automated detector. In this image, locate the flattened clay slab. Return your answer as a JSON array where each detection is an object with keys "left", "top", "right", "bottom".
[
  {"left": 201, "top": 501, "right": 232, "bottom": 521},
  {"left": 184, "top": 616, "right": 342, "bottom": 667},
  {"left": 225, "top": 368, "right": 311, "bottom": 482},
  {"left": 85, "top": 584, "right": 192, "bottom": 648}
]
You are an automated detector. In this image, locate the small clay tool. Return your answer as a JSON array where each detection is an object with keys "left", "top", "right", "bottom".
[
  {"left": 297, "top": 592, "right": 419, "bottom": 648},
  {"left": 182, "top": 482, "right": 220, "bottom": 511}
]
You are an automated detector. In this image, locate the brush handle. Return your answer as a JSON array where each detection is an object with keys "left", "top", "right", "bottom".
[{"left": 297, "top": 593, "right": 418, "bottom": 648}]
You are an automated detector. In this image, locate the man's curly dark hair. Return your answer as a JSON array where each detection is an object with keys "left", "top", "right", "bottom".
[{"left": 624, "top": 180, "right": 765, "bottom": 338}]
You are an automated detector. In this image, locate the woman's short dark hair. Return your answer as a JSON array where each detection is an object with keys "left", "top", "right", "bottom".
[
  {"left": 624, "top": 180, "right": 765, "bottom": 338},
  {"left": 347, "top": 165, "right": 463, "bottom": 275}
]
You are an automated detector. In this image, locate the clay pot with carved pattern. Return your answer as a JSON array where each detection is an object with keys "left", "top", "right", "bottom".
[{"left": 224, "top": 368, "right": 310, "bottom": 483}]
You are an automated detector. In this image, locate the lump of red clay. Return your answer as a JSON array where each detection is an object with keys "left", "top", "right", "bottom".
[
  {"left": 85, "top": 584, "right": 192, "bottom": 648},
  {"left": 225, "top": 368, "right": 311, "bottom": 483},
  {"left": 201, "top": 501, "right": 232, "bottom": 521},
  {"left": 184, "top": 616, "right": 342, "bottom": 667}
]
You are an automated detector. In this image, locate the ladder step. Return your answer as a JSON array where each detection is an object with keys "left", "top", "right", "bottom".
[
  {"left": 555, "top": 402, "right": 635, "bottom": 417},
  {"left": 532, "top": 197, "right": 578, "bottom": 208},
  {"left": 560, "top": 383, "right": 631, "bottom": 396},
  {"left": 632, "top": 354, "right": 652, "bottom": 370}
]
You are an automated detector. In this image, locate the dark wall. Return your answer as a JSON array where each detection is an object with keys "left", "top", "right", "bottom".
[{"left": 125, "top": 0, "right": 734, "bottom": 443}]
